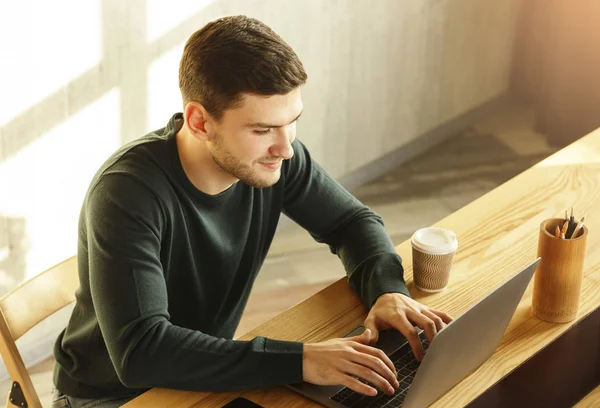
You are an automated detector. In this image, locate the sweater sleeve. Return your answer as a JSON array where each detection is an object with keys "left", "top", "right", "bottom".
[
  {"left": 86, "top": 173, "right": 303, "bottom": 391},
  {"left": 283, "top": 140, "right": 411, "bottom": 309}
]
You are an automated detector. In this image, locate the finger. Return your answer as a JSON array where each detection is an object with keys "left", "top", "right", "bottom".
[
  {"left": 363, "top": 322, "right": 380, "bottom": 345},
  {"left": 421, "top": 309, "right": 445, "bottom": 333},
  {"left": 389, "top": 314, "right": 424, "bottom": 361},
  {"left": 363, "top": 328, "right": 376, "bottom": 345},
  {"left": 407, "top": 309, "right": 437, "bottom": 344},
  {"left": 430, "top": 309, "right": 453, "bottom": 324},
  {"left": 350, "top": 343, "right": 399, "bottom": 388},
  {"left": 349, "top": 328, "right": 371, "bottom": 344},
  {"left": 345, "top": 362, "right": 396, "bottom": 396},
  {"left": 341, "top": 374, "right": 378, "bottom": 397}
]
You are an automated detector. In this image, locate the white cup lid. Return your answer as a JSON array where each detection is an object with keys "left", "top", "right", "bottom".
[{"left": 411, "top": 227, "right": 458, "bottom": 255}]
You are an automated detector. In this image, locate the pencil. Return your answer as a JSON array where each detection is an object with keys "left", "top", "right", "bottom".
[
  {"left": 561, "top": 220, "right": 569, "bottom": 236},
  {"left": 567, "top": 207, "right": 576, "bottom": 238},
  {"left": 571, "top": 216, "right": 586, "bottom": 239},
  {"left": 555, "top": 225, "right": 561, "bottom": 238},
  {"left": 560, "top": 232, "right": 566, "bottom": 239}
]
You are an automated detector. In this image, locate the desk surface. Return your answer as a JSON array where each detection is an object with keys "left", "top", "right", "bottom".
[{"left": 124, "top": 128, "right": 600, "bottom": 407}]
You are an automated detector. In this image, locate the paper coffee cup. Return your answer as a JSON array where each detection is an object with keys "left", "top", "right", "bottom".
[{"left": 411, "top": 228, "right": 458, "bottom": 292}]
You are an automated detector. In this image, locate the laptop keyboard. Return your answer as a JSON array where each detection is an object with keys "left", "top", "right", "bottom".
[{"left": 330, "top": 331, "right": 429, "bottom": 408}]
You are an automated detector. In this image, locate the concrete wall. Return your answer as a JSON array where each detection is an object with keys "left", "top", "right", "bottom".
[
  {"left": 0, "top": 0, "right": 521, "bottom": 289},
  {"left": 511, "top": 0, "right": 600, "bottom": 144}
]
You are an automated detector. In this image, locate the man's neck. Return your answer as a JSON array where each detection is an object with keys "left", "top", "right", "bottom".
[{"left": 175, "top": 128, "right": 237, "bottom": 195}]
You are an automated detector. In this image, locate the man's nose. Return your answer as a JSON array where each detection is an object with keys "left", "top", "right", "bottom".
[{"left": 269, "top": 127, "right": 295, "bottom": 160}]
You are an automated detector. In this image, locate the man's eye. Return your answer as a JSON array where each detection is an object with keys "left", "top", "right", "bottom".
[{"left": 254, "top": 129, "right": 271, "bottom": 135}]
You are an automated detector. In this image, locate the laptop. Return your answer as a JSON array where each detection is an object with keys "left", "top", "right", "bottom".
[{"left": 286, "top": 258, "right": 541, "bottom": 408}]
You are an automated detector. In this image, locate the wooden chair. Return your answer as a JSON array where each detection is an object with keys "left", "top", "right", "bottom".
[{"left": 0, "top": 256, "right": 79, "bottom": 408}]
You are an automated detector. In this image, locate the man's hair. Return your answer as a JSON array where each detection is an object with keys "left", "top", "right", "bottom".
[{"left": 179, "top": 15, "right": 308, "bottom": 121}]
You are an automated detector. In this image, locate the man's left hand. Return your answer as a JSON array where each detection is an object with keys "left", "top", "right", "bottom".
[{"left": 363, "top": 293, "right": 453, "bottom": 361}]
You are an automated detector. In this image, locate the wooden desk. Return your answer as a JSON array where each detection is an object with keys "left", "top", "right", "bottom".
[{"left": 124, "top": 128, "right": 600, "bottom": 407}]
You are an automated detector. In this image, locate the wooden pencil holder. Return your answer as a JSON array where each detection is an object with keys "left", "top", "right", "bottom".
[{"left": 532, "top": 218, "right": 588, "bottom": 323}]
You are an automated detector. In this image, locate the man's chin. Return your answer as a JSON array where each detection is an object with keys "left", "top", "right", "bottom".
[
  {"left": 244, "top": 171, "right": 281, "bottom": 189},
  {"left": 256, "top": 176, "right": 281, "bottom": 189}
]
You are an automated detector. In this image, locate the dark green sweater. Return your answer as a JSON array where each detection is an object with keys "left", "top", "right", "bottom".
[{"left": 53, "top": 113, "right": 410, "bottom": 398}]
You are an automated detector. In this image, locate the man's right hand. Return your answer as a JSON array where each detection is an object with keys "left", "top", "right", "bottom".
[{"left": 302, "top": 328, "right": 400, "bottom": 397}]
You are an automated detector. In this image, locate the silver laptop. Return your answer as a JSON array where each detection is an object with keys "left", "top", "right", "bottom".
[{"left": 287, "top": 258, "right": 541, "bottom": 408}]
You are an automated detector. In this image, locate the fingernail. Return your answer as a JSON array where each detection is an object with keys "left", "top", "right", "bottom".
[{"left": 388, "top": 386, "right": 395, "bottom": 394}]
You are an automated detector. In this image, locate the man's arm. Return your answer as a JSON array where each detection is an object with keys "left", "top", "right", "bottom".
[
  {"left": 282, "top": 140, "right": 410, "bottom": 309},
  {"left": 87, "top": 173, "right": 303, "bottom": 391}
]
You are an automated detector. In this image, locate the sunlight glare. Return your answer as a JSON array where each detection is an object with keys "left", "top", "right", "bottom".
[
  {"left": 0, "top": 0, "right": 102, "bottom": 127},
  {"left": 146, "top": 0, "right": 217, "bottom": 43},
  {"left": 0, "top": 89, "right": 120, "bottom": 278}
]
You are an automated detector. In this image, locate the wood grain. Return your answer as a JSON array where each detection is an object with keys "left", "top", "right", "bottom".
[
  {"left": 0, "top": 308, "right": 42, "bottom": 408},
  {"left": 0, "top": 255, "right": 78, "bottom": 408},
  {"left": 0, "top": 256, "right": 78, "bottom": 340},
  {"left": 533, "top": 218, "right": 587, "bottom": 322},
  {"left": 124, "top": 128, "right": 600, "bottom": 407},
  {"left": 574, "top": 385, "right": 600, "bottom": 408},
  {"left": 466, "top": 306, "right": 599, "bottom": 407}
]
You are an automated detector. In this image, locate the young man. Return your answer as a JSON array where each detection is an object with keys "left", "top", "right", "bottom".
[{"left": 52, "top": 15, "right": 452, "bottom": 407}]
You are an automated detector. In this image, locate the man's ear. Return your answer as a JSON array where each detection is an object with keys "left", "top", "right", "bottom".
[{"left": 184, "top": 102, "right": 213, "bottom": 141}]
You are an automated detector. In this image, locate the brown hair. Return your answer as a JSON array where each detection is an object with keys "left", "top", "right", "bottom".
[{"left": 179, "top": 15, "right": 307, "bottom": 121}]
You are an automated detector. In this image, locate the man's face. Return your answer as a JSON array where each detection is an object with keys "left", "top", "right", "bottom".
[{"left": 208, "top": 88, "right": 303, "bottom": 188}]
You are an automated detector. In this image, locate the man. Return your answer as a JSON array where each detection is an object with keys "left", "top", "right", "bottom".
[{"left": 52, "top": 15, "right": 452, "bottom": 407}]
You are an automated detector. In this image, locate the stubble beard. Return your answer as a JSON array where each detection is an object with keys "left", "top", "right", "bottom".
[{"left": 210, "top": 133, "right": 281, "bottom": 189}]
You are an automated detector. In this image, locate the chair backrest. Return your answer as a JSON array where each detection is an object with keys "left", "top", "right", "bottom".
[{"left": 0, "top": 255, "right": 79, "bottom": 408}]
